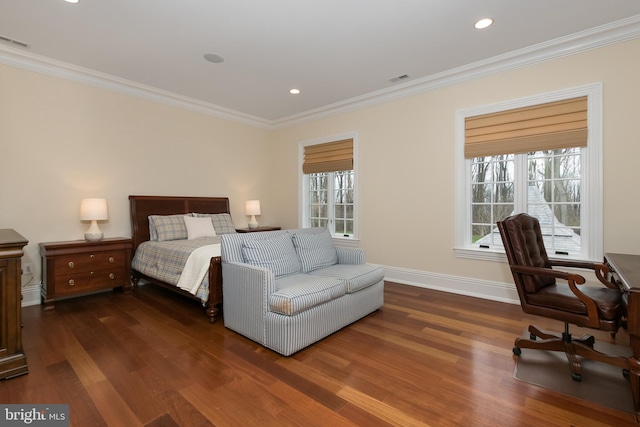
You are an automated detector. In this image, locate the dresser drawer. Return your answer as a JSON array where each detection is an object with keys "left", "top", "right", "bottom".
[
  {"left": 53, "top": 268, "right": 127, "bottom": 295},
  {"left": 54, "top": 250, "right": 125, "bottom": 275}
]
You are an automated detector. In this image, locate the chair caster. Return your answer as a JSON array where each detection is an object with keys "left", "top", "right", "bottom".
[
  {"left": 513, "top": 347, "right": 521, "bottom": 356},
  {"left": 529, "top": 333, "right": 536, "bottom": 340},
  {"left": 572, "top": 373, "right": 582, "bottom": 382},
  {"left": 623, "top": 369, "right": 630, "bottom": 379}
]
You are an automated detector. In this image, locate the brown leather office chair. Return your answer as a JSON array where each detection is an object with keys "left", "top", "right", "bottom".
[{"left": 497, "top": 213, "right": 629, "bottom": 381}]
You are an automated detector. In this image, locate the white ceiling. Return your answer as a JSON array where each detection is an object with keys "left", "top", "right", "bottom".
[{"left": 2, "top": 1, "right": 640, "bottom": 126}]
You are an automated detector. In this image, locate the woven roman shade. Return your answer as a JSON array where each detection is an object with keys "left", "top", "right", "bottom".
[
  {"left": 464, "top": 96, "right": 588, "bottom": 158},
  {"left": 302, "top": 138, "right": 354, "bottom": 174}
]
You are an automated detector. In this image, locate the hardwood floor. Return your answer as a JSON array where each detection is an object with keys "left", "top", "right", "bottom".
[{"left": 1, "top": 282, "right": 637, "bottom": 426}]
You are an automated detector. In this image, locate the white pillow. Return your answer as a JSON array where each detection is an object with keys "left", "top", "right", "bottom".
[{"left": 184, "top": 216, "right": 217, "bottom": 239}]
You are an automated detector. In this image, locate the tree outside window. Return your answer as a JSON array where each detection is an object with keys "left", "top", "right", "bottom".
[
  {"left": 471, "top": 149, "right": 582, "bottom": 255},
  {"left": 308, "top": 170, "right": 355, "bottom": 237}
]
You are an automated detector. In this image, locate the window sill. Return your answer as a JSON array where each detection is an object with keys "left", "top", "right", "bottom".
[
  {"left": 454, "top": 247, "right": 507, "bottom": 262},
  {"left": 454, "top": 247, "right": 594, "bottom": 263},
  {"left": 333, "top": 236, "right": 359, "bottom": 248}
]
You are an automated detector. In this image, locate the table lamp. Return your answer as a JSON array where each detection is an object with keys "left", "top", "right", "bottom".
[
  {"left": 80, "top": 198, "right": 108, "bottom": 241},
  {"left": 245, "top": 200, "right": 261, "bottom": 229}
]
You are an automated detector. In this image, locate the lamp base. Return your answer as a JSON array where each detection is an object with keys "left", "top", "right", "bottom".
[
  {"left": 84, "top": 220, "right": 104, "bottom": 241},
  {"left": 84, "top": 232, "right": 103, "bottom": 242},
  {"left": 248, "top": 215, "right": 258, "bottom": 229}
]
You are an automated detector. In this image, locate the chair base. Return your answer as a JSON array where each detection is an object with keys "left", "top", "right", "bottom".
[{"left": 513, "top": 324, "right": 629, "bottom": 381}]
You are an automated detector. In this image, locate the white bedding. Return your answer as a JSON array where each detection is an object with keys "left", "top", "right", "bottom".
[{"left": 177, "top": 243, "right": 221, "bottom": 294}]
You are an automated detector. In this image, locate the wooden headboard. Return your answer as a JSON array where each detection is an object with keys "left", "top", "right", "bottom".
[{"left": 129, "top": 195, "right": 231, "bottom": 253}]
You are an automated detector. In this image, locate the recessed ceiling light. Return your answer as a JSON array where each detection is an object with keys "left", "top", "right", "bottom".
[
  {"left": 474, "top": 18, "right": 493, "bottom": 29},
  {"left": 203, "top": 53, "right": 224, "bottom": 63},
  {"left": 65, "top": 0, "right": 79, "bottom": 4},
  {"left": 289, "top": 89, "right": 300, "bottom": 95}
]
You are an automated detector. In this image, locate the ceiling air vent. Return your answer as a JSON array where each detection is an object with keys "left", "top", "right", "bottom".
[
  {"left": 0, "top": 35, "right": 30, "bottom": 49},
  {"left": 388, "top": 74, "right": 410, "bottom": 83}
]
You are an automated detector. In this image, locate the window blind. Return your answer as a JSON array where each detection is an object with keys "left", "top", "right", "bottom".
[
  {"left": 464, "top": 96, "right": 587, "bottom": 158},
  {"left": 302, "top": 138, "right": 354, "bottom": 174}
]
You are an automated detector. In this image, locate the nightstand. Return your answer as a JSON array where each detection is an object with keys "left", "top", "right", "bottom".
[
  {"left": 40, "top": 237, "right": 132, "bottom": 309},
  {"left": 235, "top": 226, "right": 282, "bottom": 233}
]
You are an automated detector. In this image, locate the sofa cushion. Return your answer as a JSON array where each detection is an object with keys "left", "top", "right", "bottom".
[
  {"left": 241, "top": 233, "right": 301, "bottom": 278},
  {"left": 291, "top": 229, "right": 338, "bottom": 273},
  {"left": 309, "top": 263, "right": 385, "bottom": 293},
  {"left": 270, "top": 274, "right": 346, "bottom": 316}
]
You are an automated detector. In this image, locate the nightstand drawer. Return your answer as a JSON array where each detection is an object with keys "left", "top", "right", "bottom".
[
  {"left": 54, "top": 268, "right": 127, "bottom": 295},
  {"left": 54, "top": 250, "right": 125, "bottom": 275}
]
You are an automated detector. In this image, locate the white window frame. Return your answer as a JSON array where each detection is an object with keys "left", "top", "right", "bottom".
[
  {"left": 454, "top": 83, "right": 603, "bottom": 262},
  {"left": 299, "top": 132, "right": 359, "bottom": 245}
]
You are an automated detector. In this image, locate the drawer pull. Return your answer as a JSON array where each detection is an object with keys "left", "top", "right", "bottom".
[
  {"left": 109, "top": 257, "right": 115, "bottom": 263},
  {"left": 68, "top": 261, "right": 74, "bottom": 268},
  {"left": 90, "top": 271, "right": 94, "bottom": 276},
  {"left": 68, "top": 279, "right": 75, "bottom": 286},
  {"left": 90, "top": 254, "right": 95, "bottom": 258},
  {"left": 109, "top": 273, "right": 115, "bottom": 280}
]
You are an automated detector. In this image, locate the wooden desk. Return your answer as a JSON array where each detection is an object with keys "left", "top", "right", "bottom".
[{"left": 605, "top": 253, "right": 640, "bottom": 422}]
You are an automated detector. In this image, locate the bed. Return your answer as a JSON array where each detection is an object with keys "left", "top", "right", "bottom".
[{"left": 129, "top": 195, "right": 232, "bottom": 323}]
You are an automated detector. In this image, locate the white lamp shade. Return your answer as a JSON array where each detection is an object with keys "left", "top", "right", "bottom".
[
  {"left": 80, "top": 198, "right": 108, "bottom": 221},
  {"left": 245, "top": 200, "right": 261, "bottom": 216}
]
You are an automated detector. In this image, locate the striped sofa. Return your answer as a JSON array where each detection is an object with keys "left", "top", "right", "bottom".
[{"left": 220, "top": 228, "right": 384, "bottom": 356}]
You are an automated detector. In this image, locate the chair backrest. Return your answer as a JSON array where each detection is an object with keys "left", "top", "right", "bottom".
[{"left": 497, "top": 213, "right": 555, "bottom": 294}]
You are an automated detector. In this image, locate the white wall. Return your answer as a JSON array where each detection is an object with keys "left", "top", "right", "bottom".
[
  {"left": 0, "top": 63, "right": 276, "bottom": 294},
  {"left": 271, "top": 38, "right": 640, "bottom": 300}
]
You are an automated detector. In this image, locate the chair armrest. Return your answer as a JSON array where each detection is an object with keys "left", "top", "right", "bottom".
[
  {"left": 510, "top": 264, "right": 602, "bottom": 327},
  {"left": 550, "top": 260, "right": 617, "bottom": 289},
  {"left": 336, "top": 246, "right": 366, "bottom": 265},
  {"left": 511, "top": 264, "right": 585, "bottom": 284}
]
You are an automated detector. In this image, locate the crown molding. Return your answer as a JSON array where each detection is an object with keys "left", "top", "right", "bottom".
[
  {"left": 0, "top": 45, "right": 273, "bottom": 129},
  {"left": 272, "top": 14, "right": 640, "bottom": 129},
  {"left": 2, "top": 14, "right": 639, "bottom": 131}
]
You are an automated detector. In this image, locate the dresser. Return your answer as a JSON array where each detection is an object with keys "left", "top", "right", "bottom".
[
  {"left": 40, "top": 238, "right": 132, "bottom": 309},
  {"left": 0, "top": 229, "right": 29, "bottom": 379}
]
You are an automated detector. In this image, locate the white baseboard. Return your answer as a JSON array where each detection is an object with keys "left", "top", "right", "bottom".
[
  {"left": 20, "top": 269, "right": 519, "bottom": 308},
  {"left": 382, "top": 265, "right": 520, "bottom": 305},
  {"left": 22, "top": 283, "right": 41, "bottom": 307}
]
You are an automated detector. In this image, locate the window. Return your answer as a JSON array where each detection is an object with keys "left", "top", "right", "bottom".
[
  {"left": 455, "top": 84, "right": 602, "bottom": 261},
  {"left": 471, "top": 149, "right": 582, "bottom": 253},
  {"left": 300, "top": 133, "right": 358, "bottom": 240}
]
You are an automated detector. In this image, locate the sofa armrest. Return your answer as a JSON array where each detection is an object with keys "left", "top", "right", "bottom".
[
  {"left": 336, "top": 246, "right": 366, "bottom": 265},
  {"left": 222, "top": 261, "right": 276, "bottom": 344}
]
